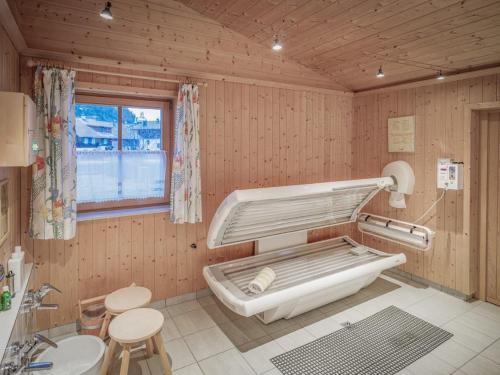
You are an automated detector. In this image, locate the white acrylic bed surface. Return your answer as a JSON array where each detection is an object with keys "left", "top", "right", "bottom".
[
  {"left": 206, "top": 236, "right": 392, "bottom": 300},
  {"left": 202, "top": 235, "right": 406, "bottom": 318},
  {"left": 207, "top": 177, "right": 394, "bottom": 249}
]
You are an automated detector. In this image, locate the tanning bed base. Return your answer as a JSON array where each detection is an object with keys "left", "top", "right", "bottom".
[{"left": 203, "top": 236, "right": 406, "bottom": 324}]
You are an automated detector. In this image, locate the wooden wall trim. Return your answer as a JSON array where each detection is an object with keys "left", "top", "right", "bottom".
[
  {"left": 0, "top": 0, "right": 26, "bottom": 52},
  {"left": 26, "top": 58, "right": 208, "bottom": 87},
  {"left": 354, "top": 66, "right": 500, "bottom": 96},
  {"left": 22, "top": 49, "right": 354, "bottom": 97},
  {"left": 76, "top": 82, "right": 177, "bottom": 99},
  {"left": 466, "top": 101, "right": 500, "bottom": 111},
  {"left": 478, "top": 112, "right": 488, "bottom": 301}
]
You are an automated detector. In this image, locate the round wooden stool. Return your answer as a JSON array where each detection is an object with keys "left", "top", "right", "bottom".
[
  {"left": 100, "top": 308, "right": 172, "bottom": 375},
  {"left": 99, "top": 286, "right": 152, "bottom": 339}
]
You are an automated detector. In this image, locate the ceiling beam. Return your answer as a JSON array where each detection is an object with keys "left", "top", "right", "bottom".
[
  {"left": 0, "top": 0, "right": 27, "bottom": 52},
  {"left": 354, "top": 64, "right": 500, "bottom": 96}
]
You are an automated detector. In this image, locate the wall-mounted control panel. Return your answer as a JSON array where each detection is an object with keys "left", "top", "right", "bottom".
[{"left": 437, "top": 159, "right": 464, "bottom": 190}]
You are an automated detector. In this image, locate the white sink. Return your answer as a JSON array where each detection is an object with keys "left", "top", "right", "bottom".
[{"left": 36, "top": 335, "right": 106, "bottom": 375}]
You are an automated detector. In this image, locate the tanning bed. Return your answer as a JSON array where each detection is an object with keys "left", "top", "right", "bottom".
[{"left": 203, "top": 161, "right": 434, "bottom": 323}]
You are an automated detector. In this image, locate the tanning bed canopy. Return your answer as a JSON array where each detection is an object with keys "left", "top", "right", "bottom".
[
  {"left": 207, "top": 177, "right": 392, "bottom": 249},
  {"left": 207, "top": 161, "right": 419, "bottom": 249}
]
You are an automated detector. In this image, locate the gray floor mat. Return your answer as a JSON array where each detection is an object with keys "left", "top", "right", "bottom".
[{"left": 271, "top": 305, "right": 453, "bottom": 375}]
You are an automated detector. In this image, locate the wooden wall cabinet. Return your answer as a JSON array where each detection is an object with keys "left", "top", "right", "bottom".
[{"left": 0, "top": 91, "right": 38, "bottom": 167}]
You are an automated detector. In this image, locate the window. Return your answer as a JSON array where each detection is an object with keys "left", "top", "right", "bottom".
[{"left": 76, "top": 96, "right": 171, "bottom": 211}]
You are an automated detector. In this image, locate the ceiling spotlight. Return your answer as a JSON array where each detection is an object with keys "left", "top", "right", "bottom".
[
  {"left": 272, "top": 37, "right": 283, "bottom": 51},
  {"left": 436, "top": 70, "right": 445, "bottom": 80},
  {"left": 100, "top": 1, "right": 113, "bottom": 20},
  {"left": 376, "top": 66, "right": 384, "bottom": 78}
]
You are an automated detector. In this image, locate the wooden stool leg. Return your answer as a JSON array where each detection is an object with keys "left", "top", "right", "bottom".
[
  {"left": 153, "top": 333, "right": 172, "bottom": 375},
  {"left": 120, "top": 344, "right": 131, "bottom": 375},
  {"left": 100, "top": 311, "right": 112, "bottom": 339},
  {"left": 152, "top": 335, "right": 159, "bottom": 354},
  {"left": 145, "top": 338, "right": 154, "bottom": 358},
  {"left": 100, "top": 339, "right": 117, "bottom": 375}
]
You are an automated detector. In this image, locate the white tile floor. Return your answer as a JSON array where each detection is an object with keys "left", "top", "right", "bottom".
[{"left": 51, "top": 275, "right": 500, "bottom": 375}]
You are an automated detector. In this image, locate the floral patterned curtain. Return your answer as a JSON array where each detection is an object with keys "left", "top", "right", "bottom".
[
  {"left": 170, "top": 84, "right": 202, "bottom": 224},
  {"left": 30, "top": 67, "right": 77, "bottom": 240}
]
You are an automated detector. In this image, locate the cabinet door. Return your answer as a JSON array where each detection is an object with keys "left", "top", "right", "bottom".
[
  {"left": 0, "top": 92, "right": 25, "bottom": 166},
  {"left": 0, "top": 92, "right": 36, "bottom": 167}
]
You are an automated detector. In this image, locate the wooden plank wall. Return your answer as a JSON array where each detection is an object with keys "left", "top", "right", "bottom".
[
  {"left": 19, "top": 65, "right": 354, "bottom": 329},
  {"left": 0, "top": 25, "right": 20, "bottom": 269},
  {"left": 352, "top": 74, "right": 500, "bottom": 296}
]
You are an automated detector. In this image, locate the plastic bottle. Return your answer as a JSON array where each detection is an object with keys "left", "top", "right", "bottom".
[
  {"left": 8, "top": 246, "right": 25, "bottom": 295},
  {"left": 6, "top": 271, "right": 15, "bottom": 298},
  {"left": 1, "top": 285, "right": 11, "bottom": 311}
]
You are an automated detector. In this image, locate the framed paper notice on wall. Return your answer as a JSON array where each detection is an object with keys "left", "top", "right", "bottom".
[
  {"left": 388, "top": 115, "right": 415, "bottom": 153},
  {"left": 0, "top": 179, "right": 8, "bottom": 247}
]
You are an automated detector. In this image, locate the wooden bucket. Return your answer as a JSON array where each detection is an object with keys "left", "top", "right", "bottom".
[{"left": 77, "top": 295, "right": 107, "bottom": 337}]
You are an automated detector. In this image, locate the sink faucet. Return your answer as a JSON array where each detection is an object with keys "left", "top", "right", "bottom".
[
  {"left": 1, "top": 335, "right": 57, "bottom": 375},
  {"left": 23, "top": 334, "right": 58, "bottom": 358},
  {"left": 35, "top": 283, "right": 62, "bottom": 300},
  {"left": 20, "top": 335, "right": 57, "bottom": 374},
  {"left": 21, "top": 283, "right": 61, "bottom": 313}
]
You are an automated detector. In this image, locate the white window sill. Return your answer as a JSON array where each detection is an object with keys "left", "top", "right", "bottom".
[{"left": 77, "top": 204, "right": 170, "bottom": 222}]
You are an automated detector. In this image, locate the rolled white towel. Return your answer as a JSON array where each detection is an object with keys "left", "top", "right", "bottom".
[{"left": 248, "top": 267, "right": 276, "bottom": 294}]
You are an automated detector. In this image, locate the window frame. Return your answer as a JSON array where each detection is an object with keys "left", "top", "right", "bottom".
[{"left": 76, "top": 94, "right": 172, "bottom": 212}]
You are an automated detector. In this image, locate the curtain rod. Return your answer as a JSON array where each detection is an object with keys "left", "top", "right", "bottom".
[{"left": 26, "top": 59, "right": 208, "bottom": 87}]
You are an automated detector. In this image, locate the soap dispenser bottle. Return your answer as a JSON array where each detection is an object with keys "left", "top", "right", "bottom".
[
  {"left": 8, "top": 246, "right": 24, "bottom": 294},
  {"left": 1, "top": 285, "right": 11, "bottom": 311}
]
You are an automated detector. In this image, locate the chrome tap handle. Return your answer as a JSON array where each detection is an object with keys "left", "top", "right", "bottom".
[
  {"left": 23, "top": 362, "right": 53, "bottom": 372},
  {"left": 21, "top": 333, "right": 58, "bottom": 360},
  {"left": 37, "top": 283, "right": 61, "bottom": 298},
  {"left": 33, "top": 334, "right": 58, "bottom": 349},
  {"left": 37, "top": 303, "right": 59, "bottom": 310},
  {"left": 40, "top": 283, "right": 61, "bottom": 293}
]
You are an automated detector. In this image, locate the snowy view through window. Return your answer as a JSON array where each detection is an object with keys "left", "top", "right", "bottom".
[
  {"left": 76, "top": 103, "right": 166, "bottom": 204},
  {"left": 76, "top": 104, "right": 162, "bottom": 151}
]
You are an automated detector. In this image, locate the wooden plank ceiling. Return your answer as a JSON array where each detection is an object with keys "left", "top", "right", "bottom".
[
  {"left": 7, "top": 0, "right": 346, "bottom": 91},
  {"left": 7, "top": 0, "right": 500, "bottom": 91},
  {"left": 180, "top": 0, "right": 500, "bottom": 91}
]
